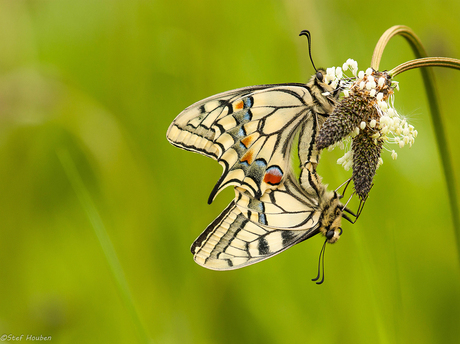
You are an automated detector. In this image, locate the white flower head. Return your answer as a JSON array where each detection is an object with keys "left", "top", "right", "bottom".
[
  {"left": 321, "top": 58, "right": 417, "bottom": 176},
  {"left": 337, "top": 149, "right": 353, "bottom": 171},
  {"left": 378, "top": 100, "right": 388, "bottom": 111},
  {"left": 335, "top": 67, "right": 343, "bottom": 79},
  {"left": 343, "top": 59, "right": 358, "bottom": 76}
]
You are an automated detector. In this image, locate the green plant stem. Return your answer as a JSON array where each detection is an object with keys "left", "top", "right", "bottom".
[
  {"left": 372, "top": 25, "right": 460, "bottom": 266},
  {"left": 58, "top": 149, "right": 152, "bottom": 344}
]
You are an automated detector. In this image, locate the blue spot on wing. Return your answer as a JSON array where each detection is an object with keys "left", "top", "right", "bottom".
[
  {"left": 259, "top": 213, "right": 267, "bottom": 225},
  {"left": 266, "top": 166, "right": 283, "bottom": 174},
  {"left": 255, "top": 159, "right": 267, "bottom": 168},
  {"left": 244, "top": 96, "right": 253, "bottom": 108}
]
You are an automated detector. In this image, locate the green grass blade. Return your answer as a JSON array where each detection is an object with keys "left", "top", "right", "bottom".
[
  {"left": 419, "top": 67, "right": 460, "bottom": 261},
  {"left": 58, "top": 149, "right": 152, "bottom": 344}
]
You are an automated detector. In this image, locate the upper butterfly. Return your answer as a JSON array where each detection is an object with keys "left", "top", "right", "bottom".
[
  {"left": 167, "top": 72, "right": 342, "bottom": 203},
  {"left": 166, "top": 68, "right": 352, "bottom": 271}
]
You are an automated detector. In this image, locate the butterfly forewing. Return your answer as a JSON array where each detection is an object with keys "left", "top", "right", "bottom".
[{"left": 167, "top": 85, "right": 274, "bottom": 159}]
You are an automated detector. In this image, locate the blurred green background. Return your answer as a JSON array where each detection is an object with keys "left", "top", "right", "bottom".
[{"left": 1, "top": 0, "right": 460, "bottom": 343}]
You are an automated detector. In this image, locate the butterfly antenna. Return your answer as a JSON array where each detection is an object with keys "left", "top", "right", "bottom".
[
  {"left": 299, "top": 30, "right": 317, "bottom": 72},
  {"left": 312, "top": 239, "right": 327, "bottom": 284}
]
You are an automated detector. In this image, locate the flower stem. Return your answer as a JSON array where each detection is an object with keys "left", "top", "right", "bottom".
[
  {"left": 371, "top": 25, "right": 428, "bottom": 70},
  {"left": 389, "top": 57, "right": 460, "bottom": 77},
  {"left": 372, "top": 26, "right": 460, "bottom": 265}
]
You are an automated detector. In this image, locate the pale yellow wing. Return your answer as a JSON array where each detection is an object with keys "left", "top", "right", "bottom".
[
  {"left": 190, "top": 173, "right": 327, "bottom": 270},
  {"left": 167, "top": 83, "right": 326, "bottom": 203}
]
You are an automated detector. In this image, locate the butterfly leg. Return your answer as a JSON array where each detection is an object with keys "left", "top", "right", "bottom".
[{"left": 340, "top": 188, "right": 371, "bottom": 224}]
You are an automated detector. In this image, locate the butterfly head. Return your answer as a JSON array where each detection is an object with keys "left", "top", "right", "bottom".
[
  {"left": 318, "top": 191, "right": 343, "bottom": 244},
  {"left": 315, "top": 69, "right": 327, "bottom": 83},
  {"left": 307, "top": 69, "right": 343, "bottom": 106}
]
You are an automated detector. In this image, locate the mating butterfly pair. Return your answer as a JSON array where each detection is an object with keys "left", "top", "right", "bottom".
[{"left": 166, "top": 68, "right": 358, "bottom": 275}]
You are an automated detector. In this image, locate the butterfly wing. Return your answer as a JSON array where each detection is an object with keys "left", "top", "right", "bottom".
[
  {"left": 167, "top": 83, "right": 323, "bottom": 203},
  {"left": 191, "top": 173, "right": 324, "bottom": 270}
]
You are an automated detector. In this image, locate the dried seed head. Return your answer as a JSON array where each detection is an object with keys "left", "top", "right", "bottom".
[
  {"left": 316, "top": 96, "right": 369, "bottom": 150},
  {"left": 316, "top": 69, "right": 394, "bottom": 151},
  {"left": 352, "top": 128, "right": 384, "bottom": 200}
]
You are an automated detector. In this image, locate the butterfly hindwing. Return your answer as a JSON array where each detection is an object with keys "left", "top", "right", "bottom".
[{"left": 190, "top": 173, "right": 324, "bottom": 270}]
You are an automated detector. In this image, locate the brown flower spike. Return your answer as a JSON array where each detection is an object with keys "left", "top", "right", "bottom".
[{"left": 316, "top": 64, "right": 416, "bottom": 200}]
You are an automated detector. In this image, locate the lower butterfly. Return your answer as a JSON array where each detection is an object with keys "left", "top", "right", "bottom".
[
  {"left": 166, "top": 31, "right": 355, "bottom": 274},
  {"left": 191, "top": 172, "right": 346, "bottom": 271}
]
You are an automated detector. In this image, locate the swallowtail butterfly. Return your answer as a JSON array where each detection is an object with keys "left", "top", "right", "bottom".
[
  {"left": 166, "top": 31, "right": 359, "bottom": 277},
  {"left": 166, "top": 70, "right": 357, "bottom": 271}
]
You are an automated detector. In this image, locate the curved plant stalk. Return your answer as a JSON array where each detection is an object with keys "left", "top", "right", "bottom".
[
  {"left": 371, "top": 25, "right": 427, "bottom": 70},
  {"left": 389, "top": 57, "right": 460, "bottom": 76},
  {"left": 372, "top": 25, "right": 460, "bottom": 264}
]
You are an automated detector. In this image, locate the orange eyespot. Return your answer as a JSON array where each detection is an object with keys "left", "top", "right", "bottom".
[{"left": 263, "top": 166, "right": 283, "bottom": 185}]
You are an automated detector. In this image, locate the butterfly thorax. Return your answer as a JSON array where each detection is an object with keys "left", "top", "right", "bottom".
[{"left": 306, "top": 69, "right": 342, "bottom": 116}]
